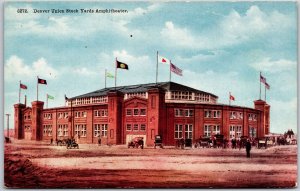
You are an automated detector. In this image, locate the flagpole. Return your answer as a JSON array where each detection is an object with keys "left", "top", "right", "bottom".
[
  {"left": 37, "top": 76, "right": 39, "bottom": 101},
  {"left": 229, "top": 92, "right": 231, "bottom": 106},
  {"left": 156, "top": 51, "right": 158, "bottom": 84},
  {"left": 264, "top": 84, "right": 266, "bottom": 101},
  {"left": 115, "top": 57, "right": 117, "bottom": 90},
  {"left": 105, "top": 69, "right": 107, "bottom": 89},
  {"left": 259, "top": 71, "right": 261, "bottom": 100},
  {"left": 19, "top": 80, "right": 21, "bottom": 104},
  {"left": 46, "top": 94, "right": 48, "bottom": 108},
  {"left": 169, "top": 60, "right": 172, "bottom": 82}
]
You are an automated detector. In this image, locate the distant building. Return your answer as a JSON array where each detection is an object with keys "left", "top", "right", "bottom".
[{"left": 14, "top": 82, "right": 270, "bottom": 146}]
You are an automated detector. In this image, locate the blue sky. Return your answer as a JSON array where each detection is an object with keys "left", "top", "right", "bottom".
[{"left": 4, "top": 1, "right": 297, "bottom": 134}]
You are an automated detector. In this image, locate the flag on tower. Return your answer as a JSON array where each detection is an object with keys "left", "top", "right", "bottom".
[
  {"left": 38, "top": 78, "right": 47, "bottom": 85},
  {"left": 229, "top": 93, "right": 235, "bottom": 101},
  {"left": 20, "top": 83, "right": 27, "bottom": 89},
  {"left": 260, "top": 74, "right": 266, "bottom": 84},
  {"left": 47, "top": 94, "right": 54, "bottom": 100},
  {"left": 116, "top": 60, "right": 129, "bottom": 70},
  {"left": 170, "top": 63, "right": 183, "bottom": 76},
  {"left": 265, "top": 82, "right": 270, "bottom": 90},
  {"left": 106, "top": 72, "right": 114, "bottom": 78},
  {"left": 158, "top": 54, "right": 170, "bottom": 64}
]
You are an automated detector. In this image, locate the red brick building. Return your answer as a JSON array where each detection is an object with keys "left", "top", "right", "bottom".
[{"left": 14, "top": 82, "right": 270, "bottom": 146}]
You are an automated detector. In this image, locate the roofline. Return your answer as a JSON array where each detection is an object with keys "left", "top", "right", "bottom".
[{"left": 68, "top": 81, "right": 218, "bottom": 100}]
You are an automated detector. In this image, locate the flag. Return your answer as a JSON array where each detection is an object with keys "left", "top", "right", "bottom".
[
  {"left": 230, "top": 94, "right": 235, "bottom": 101},
  {"left": 65, "top": 94, "right": 68, "bottom": 100},
  {"left": 170, "top": 63, "right": 183, "bottom": 76},
  {"left": 38, "top": 78, "right": 47, "bottom": 85},
  {"left": 116, "top": 60, "right": 129, "bottom": 70},
  {"left": 260, "top": 74, "right": 266, "bottom": 84},
  {"left": 106, "top": 72, "right": 114, "bottom": 78},
  {"left": 158, "top": 54, "right": 170, "bottom": 64},
  {"left": 47, "top": 94, "right": 54, "bottom": 100},
  {"left": 265, "top": 82, "right": 270, "bottom": 90},
  {"left": 20, "top": 83, "right": 27, "bottom": 89}
]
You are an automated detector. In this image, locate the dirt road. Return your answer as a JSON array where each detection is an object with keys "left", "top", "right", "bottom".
[{"left": 4, "top": 140, "right": 297, "bottom": 188}]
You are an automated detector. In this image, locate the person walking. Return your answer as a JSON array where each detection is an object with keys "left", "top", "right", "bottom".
[{"left": 246, "top": 139, "right": 251, "bottom": 158}]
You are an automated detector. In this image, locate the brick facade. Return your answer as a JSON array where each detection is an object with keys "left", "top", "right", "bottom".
[{"left": 14, "top": 82, "right": 270, "bottom": 146}]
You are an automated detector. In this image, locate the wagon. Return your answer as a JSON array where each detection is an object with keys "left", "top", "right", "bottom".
[
  {"left": 66, "top": 139, "right": 79, "bottom": 149},
  {"left": 128, "top": 137, "right": 144, "bottom": 149},
  {"left": 154, "top": 135, "right": 163, "bottom": 149},
  {"left": 195, "top": 136, "right": 211, "bottom": 148},
  {"left": 257, "top": 137, "right": 267, "bottom": 149}
]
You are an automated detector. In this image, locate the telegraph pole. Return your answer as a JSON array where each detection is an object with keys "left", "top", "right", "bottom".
[{"left": 6, "top": 114, "right": 10, "bottom": 138}]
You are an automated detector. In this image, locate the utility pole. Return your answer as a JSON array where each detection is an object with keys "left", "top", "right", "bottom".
[{"left": 6, "top": 114, "right": 10, "bottom": 138}]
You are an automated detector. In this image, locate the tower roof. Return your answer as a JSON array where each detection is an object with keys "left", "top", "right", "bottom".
[{"left": 70, "top": 81, "right": 218, "bottom": 100}]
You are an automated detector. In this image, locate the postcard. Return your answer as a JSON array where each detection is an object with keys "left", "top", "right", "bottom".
[{"left": 3, "top": 1, "right": 297, "bottom": 188}]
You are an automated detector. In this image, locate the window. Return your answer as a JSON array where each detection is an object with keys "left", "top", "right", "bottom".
[
  {"left": 94, "top": 124, "right": 101, "bottom": 137},
  {"left": 126, "top": 109, "right": 132, "bottom": 116},
  {"left": 229, "top": 125, "right": 243, "bottom": 139},
  {"left": 213, "top": 125, "right": 220, "bottom": 135},
  {"left": 205, "top": 110, "right": 211, "bottom": 118},
  {"left": 248, "top": 113, "right": 257, "bottom": 121},
  {"left": 230, "top": 111, "right": 237, "bottom": 119},
  {"left": 204, "top": 125, "right": 211, "bottom": 137},
  {"left": 185, "top": 124, "right": 193, "bottom": 139},
  {"left": 140, "top": 109, "right": 146, "bottom": 116},
  {"left": 213, "top": 111, "right": 221, "bottom": 118},
  {"left": 44, "top": 113, "right": 52, "bottom": 119},
  {"left": 101, "top": 109, "right": 108, "bottom": 117},
  {"left": 205, "top": 110, "right": 221, "bottom": 118},
  {"left": 133, "top": 109, "right": 139, "bottom": 116},
  {"left": 64, "top": 112, "right": 68, "bottom": 119},
  {"left": 236, "top": 126, "right": 242, "bottom": 138},
  {"left": 82, "top": 111, "right": 87, "bottom": 118},
  {"left": 175, "top": 124, "right": 183, "bottom": 139},
  {"left": 175, "top": 109, "right": 194, "bottom": 117},
  {"left": 63, "top": 125, "right": 68, "bottom": 136},
  {"left": 230, "top": 126, "right": 235, "bottom": 139},
  {"left": 58, "top": 125, "right": 63, "bottom": 137},
  {"left": 43, "top": 125, "right": 52, "bottom": 136},
  {"left": 126, "top": 124, "right": 132, "bottom": 131},
  {"left": 75, "top": 124, "right": 81, "bottom": 136},
  {"left": 94, "top": 110, "right": 100, "bottom": 117},
  {"left": 75, "top": 112, "right": 80, "bottom": 118},
  {"left": 58, "top": 113, "right": 63, "bottom": 119},
  {"left": 81, "top": 125, "right": 87, "bottom": 137},
  {"left": 101, "top": 124, "right": 108, "bottom": 137},
  {"left": 249, "top": 126, "right": 257, "bottom": 138},
  {"left": 133, "top": 124, "right": 139, "bottom": 131},
  {"left": 140, "top": 124, "right": 146, "bottom": 131}
]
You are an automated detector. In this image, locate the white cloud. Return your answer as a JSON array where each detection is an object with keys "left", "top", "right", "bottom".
[
  {"left": 5, "top": 55, "right": 58, "bottom": 81},
  {"left": 250, "top": 58, "right": 296, "bottom": 73},
  {"left": 160, "top": 5, "right": 294, "bottom": 50},
  {"left": 73, "top": 67, "right": 97, "bottom": 76}
]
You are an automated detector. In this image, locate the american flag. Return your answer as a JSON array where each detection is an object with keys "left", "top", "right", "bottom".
[
  {"left": 265, "top": 82, "right": 270, "bottom": 90},
  {"left": 170, "top": 63, "right": 182, "bottom": 76},
  {"left": 260, "top": 74, "right": 266, "bottom": 84}
]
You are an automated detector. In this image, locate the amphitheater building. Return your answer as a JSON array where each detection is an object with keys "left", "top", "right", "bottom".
[{"left": 14, "top": 82, "right": 270, "bottom": 146}]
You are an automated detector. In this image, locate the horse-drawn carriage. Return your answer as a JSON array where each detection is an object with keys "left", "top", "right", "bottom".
[
  {"left": 175, "top": 138, "right": 193, "bottom": 149},
  {"left": 194, "top": 136, "right": 212, "bottom": 148},
  {"left": 258, "top": 137, "right": 267, "bottom": 149},
  {"left": 154, "top": 135, "right": 164, "bottom": 149},
  {"left": 56, "top": 139, "right": 67, "bottom": 146},
  {"left": 66, "top": 138, "right": 79, "bottom": 149},
  {"left": 128, "top": 137, "right": 144, "bottom": 149}
]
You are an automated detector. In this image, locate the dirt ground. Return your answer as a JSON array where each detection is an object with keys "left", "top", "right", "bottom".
[{"left": 4, "top": 139, "right": 297, "bottom": 188}]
